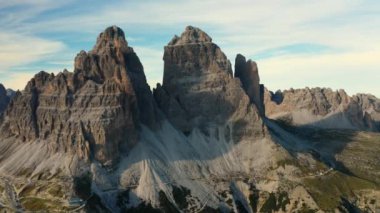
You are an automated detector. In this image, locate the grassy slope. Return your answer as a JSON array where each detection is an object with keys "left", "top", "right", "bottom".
[
  {"left": 273, "top": 119, "right": 380, "bottom": 210},
  {"left": 303, "top": 171, "right": 377, "bottom": 210}
]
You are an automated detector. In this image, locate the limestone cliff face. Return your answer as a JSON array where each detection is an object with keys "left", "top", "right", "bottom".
[
  {"left": 0, "top": 26, "right": 156, "bottom": 165},
  {"left": 234, "top": 54, "right": 264, "bottom": 116},
  {"left": 350, "top": 93, "right": 380, "bottom": 131},
  {"left": 264, "top": 87, "right": 380, "bottom": 131},
  {"left": 1, "top": 26, "right": 379, "bottom": 213},
  {"left": 154, "top": 26, "right": 264, "bottom": 140}
]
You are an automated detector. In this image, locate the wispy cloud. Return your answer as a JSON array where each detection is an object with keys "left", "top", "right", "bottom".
[
  {"left": 0, "top": 0, "right": 379, "bottom": 96},
  {"left": 0, "top": 32, "right": 66, "bottom": 89},
  {"left": 253, "top": 43, "right": 335, "bottom": 60}
]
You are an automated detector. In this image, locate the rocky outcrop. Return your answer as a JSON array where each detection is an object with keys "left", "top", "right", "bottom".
[
  {"left": 1, "top": 25, "right": 379, "bottom": 213},
  {"left": 154, "top": 26, "right": 264, "bottom": 140},
  {"left": 6, "top": 88, "right": 16, "bottom": 99},
  {"left": 0, "top": 84, "right": 10, "bottom": 114},
  {"left": 350, "top": 93, "right": 380, "bottom": 131},
  {"left": 0, "top": 26, "right": 156, "bottom": 165},
  {"left": 264, "top": 87, "right": 350, "bottom": 117},
  {"left": 264, "top": 87, "right": 380, "bottom": 131},
  {"left": 234, "top": 54, "right": 264, "bottom": 116},
  {"left": 167, "top": 26, "right": 212, "bottom": 45}
]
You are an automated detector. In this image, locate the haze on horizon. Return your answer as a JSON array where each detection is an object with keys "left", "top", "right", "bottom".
[{"left": 0, "top": 0, "right": 379, "bottom": 97}]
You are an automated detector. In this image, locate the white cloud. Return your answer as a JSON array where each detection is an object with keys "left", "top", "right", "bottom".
[
  {"left": 0, "top": 0, "right": 74, "bottom": 30},
  {"left": 0, "top": 31, "right": 66, "bottom": 90},
  {"left": 0, "top": 0, "right": 379, "bottom": 96},
  {"left": 0, "top": 0, "right": 71, "bottom": 89},
  {"left": 0, "top": 32, "right": 65, "bottom": 72}
]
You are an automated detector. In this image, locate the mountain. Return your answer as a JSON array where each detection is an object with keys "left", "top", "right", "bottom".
[
  {"left": 154, "top": 26, "right": 263, "bottom": 138},
  {"left": 234, "top": 54, "right": 265, "bottom": 116},
  {"left": 264, "top": 87, "right": 380, "bottom": 131},
  {"left": 0, "top": 26, "right": 157, "bottom": 166},
  {"left": 0, "top": 84, "right": 11, "bottom": 114},
  {"left": 0, "top": 26, "right": 379, "bottom": 212},
  {"left": 6, "top": 89, "right": 16, "bottom": 99}
]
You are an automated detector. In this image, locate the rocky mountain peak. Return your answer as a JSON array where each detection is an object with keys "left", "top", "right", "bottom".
[
  {"left": 155, "top": 26, "right": 263, "bottom": 138},
  {"left": 0, "top": 84, "right": 6, "bottom": 95},
  {"left": 234, "top": 54, "right": 264, "bottom": 116},
  {"left": 24, "top": 71, "right": 55, "bottom": 92},
  {"left": 0, "top": 26, "right": 157, "bottom": 165},
  {"left": 73, "top": 26, "right": 147, "bottom": 98},
  {"left": 264, "top": 87, "right": 380, "bottom": 131},
  {"left": 0, "top": 84, "right": 10, "bottom": 113},
  {"left": 92, "top": 25, "right": 128, "bottom": 53},
  {"left": 2, "top": 26, "right": 380, "bottom": 213},
  {"left": 168, "top": 25, "right": 212, "bottom": 45},
  {"left": 162, "top": 26, "right": 232, "bottom": 87}
]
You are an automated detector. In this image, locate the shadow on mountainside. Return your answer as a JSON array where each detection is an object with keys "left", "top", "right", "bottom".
[
  {"left": 265, "top": 114, "right": 380, "bottom": 184},
  {"left": 116, "top": 93, "right": 259, "bottom": 164},
  {"left": 112, "top": 69, "right": 273, "bottom": 194}
]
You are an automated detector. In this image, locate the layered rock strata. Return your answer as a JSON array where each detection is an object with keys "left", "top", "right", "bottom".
[
  {"left": 0, "top": 26, "right": 156, "bottom": 165},
  {"left": 264, "top": 87, "right": 380, "bottom": 131},
  {"left": 234, "top": 54, "right": 265, "bottom": 116},
  {"left": 154, "top": 26, "right": 264, "bottom": 140}
]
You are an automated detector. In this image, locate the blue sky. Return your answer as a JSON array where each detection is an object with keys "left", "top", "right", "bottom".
[{"left": 0, "top": 0, "right": 379, "bottom": 97}]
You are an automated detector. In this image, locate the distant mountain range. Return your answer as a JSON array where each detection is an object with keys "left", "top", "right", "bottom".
[{"left": 0, "top": 26, "right": 379, "bottom": 212}]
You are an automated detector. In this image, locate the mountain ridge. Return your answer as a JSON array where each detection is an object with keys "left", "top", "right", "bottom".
[
  {"left": 0, "top": 26, "right": 158, "bottom": 166},
  {"left": 264, "top": 86, "right": 380, "bottom": 131},
  {"left": 0, "top": 25, "right": 379, "bottom": 212}
]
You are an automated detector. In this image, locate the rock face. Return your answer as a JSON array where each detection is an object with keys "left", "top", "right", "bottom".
[
  {"left": 154, "top": 26, "right": 264, "bottom": 139},
  {"left": 0, "top": 26, "right": 156, "bottom": 165},
  {"left": 264, "top": 87, "right": 380, "bottom": 131},
  {"left": 1, "top": 25, "right": 380, "bottom": 213},
  {"left": 0, "top": 84, "right": 10, "bottom": 114},
  {"left": 234, "top": 54, "right": 265, "bottom": 116},
  {"left": 6, "top": 88, "right": 16, "bottom": 99},
  {"left": 350, "top": 93, "right": 380, "bottom": 131}
]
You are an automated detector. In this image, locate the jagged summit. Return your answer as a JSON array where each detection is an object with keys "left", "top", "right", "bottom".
[
  {"left": 1, "top": 26, "right": 380, "bottom": 213},
  {"left": 24, "top": 71, "right": 55, "bottom": 92},
  {"left": 0, "top": 83, "right": 10, "bottom": 113},
  {"left": 264, "top": 87, "right": 380, "bottom": 131},
  {"left": 75, "top": 25, "right": 138, "bottom": 85},
  {"left": 92, "top": 25, "right": 129, "bottom": 54},
  {"left": 168, "top": 25, "right": 212, "bottom": 45},
  {"left": 0, "top": 25, "right": 157, "bottom": 165},
  {"left": 155, "top": 26, "right": 263, "bottom": 137},
  {"left": 234, "top": 54, "right": 265, "bottom": 116}
]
